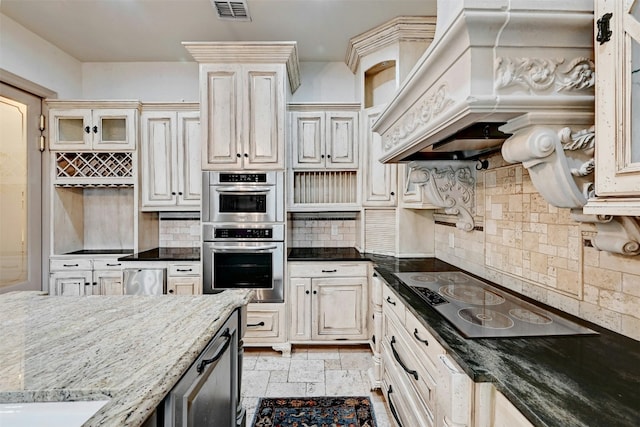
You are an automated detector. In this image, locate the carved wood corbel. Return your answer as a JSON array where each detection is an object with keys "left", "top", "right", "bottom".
[
  {"left": 502, "top": 120, "right": 639, "bottom": 256},
  {"left": 408, "top": 161, "right": 476, "bottom": 231}
]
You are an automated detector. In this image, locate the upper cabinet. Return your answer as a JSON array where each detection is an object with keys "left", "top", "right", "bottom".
[
  {"left": 362, "top": 105, "right": 397, "bottom": 207},
  {"left": 47, "top": 101, "right": 139, "bottom": 151},
  {"left": 586, "top": 0, "right": 640, "bottom": 216},
  {"left": 183, "top": 42, "right": 301, "bottom": 171},
  {"left": 140, "top": 104, "right": 201, "bottom": 210},
  {"left": 289, "top": 105, "right": 360, "bottom": 169}
]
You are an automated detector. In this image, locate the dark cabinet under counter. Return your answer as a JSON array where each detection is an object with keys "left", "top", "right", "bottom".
[{"left": 118, "top": 247, "right": 200, "bottom": 262}]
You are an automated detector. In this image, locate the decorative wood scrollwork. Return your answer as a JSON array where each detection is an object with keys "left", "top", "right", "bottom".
[
  {"left": 408, "top": 162, "right": 476, "bottom": 231},
  {"left": 495, "top": 57, "right": 595, "bottom": 93}
]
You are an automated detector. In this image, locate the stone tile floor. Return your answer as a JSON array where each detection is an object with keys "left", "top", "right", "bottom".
[{"left": 242, "top": 344, "right": 392, "bottom": 426}]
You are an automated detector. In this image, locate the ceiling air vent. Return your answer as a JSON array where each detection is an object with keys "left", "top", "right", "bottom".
[{"left": 211, "top": 0, "right": 251, "bottom": 21}]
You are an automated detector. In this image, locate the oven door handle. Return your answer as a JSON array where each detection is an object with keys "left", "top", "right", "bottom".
[
  {"left": 215, "top": 188, "right": 271, "bottom": 194},
  {"left": 210, "top": 245, "right": 278, "bottom": 252}
]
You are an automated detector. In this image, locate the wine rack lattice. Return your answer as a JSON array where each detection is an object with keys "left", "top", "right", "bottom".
[{"left": 55, "top": 152, "right": 133, "bottom": 179}]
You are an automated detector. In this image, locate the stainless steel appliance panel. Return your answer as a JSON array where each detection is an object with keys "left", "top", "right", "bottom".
[
  {"left": 163, "top": 310, "right": 239, "bottom": 427},
  {"left": 123, "top": 268, "right": 166, "bottom": 295},
  {"left": 202, "top": 241, "right": 284, "bottom": 303},
  {"left": 202, "top": 171, "right": 284, "bottom": 223}
]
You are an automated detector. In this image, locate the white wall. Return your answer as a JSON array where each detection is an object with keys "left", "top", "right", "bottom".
[
  {"left": 290, "top": 62, "right": 358, "bottom": 103},
  {"left": 0, "top": 14, "right": 82, "bottom": 98},
  {"left": 81, "top": 62, "right": 200, "bottom": 102}
]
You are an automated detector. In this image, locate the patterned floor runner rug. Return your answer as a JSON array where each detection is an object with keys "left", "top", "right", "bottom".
[{"left": 251, "top": 396, "right": 377, "bottom": 427}]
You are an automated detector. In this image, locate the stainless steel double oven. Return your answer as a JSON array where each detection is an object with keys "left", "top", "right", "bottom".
[{"left": 202, "top": 171, "right": 285, "bottom": 303}]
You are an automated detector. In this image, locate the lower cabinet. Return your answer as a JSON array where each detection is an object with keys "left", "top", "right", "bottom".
[
  {"left": 381, "top": 282, "right": 472, "bottom": 427},
  {"left": 243, "top": 303, "right": 289, "bottom": 355},
  {"left": 167, "top": 263, "right": 202, "bottom": 295},
  {"left": 288, "top": 262, "right": 369, "bottom": 342},
  {"left": 50, "top": 257, "right": 124, "bottom": 296}
]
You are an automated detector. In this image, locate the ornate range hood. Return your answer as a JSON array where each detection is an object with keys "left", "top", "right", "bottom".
[{"left": 372, "top": 0, "right": 594, "bottom": 163}]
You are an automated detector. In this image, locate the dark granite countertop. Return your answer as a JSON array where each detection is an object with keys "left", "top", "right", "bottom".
[
  {"left": 366, "top": 253, "right": 640, "bottom": 427},
  {"left": 118, "top": 247, "right": 200, "bottom": 262},
  {"left": 64, "top": 249, "right": 134, "bottom": 256},
  {"left": 287, "top": 247, "right": 370, "bottom": 261}
]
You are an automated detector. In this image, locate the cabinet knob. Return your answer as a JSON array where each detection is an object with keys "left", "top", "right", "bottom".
[
  {"left": 178, "top": 192, "right": 183, "bottom": 195},
  {"left": 236, "top": 153, "right": 241, "bottom": 158},
  {"left": 169, "top": 289, "right": 174, "bottom": 294},
  {"left": 312, "top": 290, "right": 317, "bottom": 295},
  {"left": 171, "top": 192, "right": 176, "bottom": 195},
  {"left": 92, "top": 126, "right": 98, "bottom": 134},
  {"left": 327, "top": 154, "right": 331, "bottom": 159},
  {"left": 390, "top": 192, "right": 395, "bottom": 196},
  {"left": 244, "top": 153, "right": 248, "bottom": 158},
  {"left": 84, "top": 126, "right": 91, "bottom": 134},
  {"left": 305, "top": 290, "right": 310, "bottom": 295},
  {"left": 321, "top": 154, "right": 325, "bottom": 159}
]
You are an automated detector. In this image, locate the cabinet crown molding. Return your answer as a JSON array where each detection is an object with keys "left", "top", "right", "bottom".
[
  {"left": 345, "top": 16, "right": 437, "bottom": 73},
  {"left": 182, "top": 41, "right": 301, "bottom": 93},
  {"left": 45, "top": 100, "right": 142, "bottom": 110}
]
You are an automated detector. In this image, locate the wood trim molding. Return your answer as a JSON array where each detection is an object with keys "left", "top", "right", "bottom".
[
  {"left": 0, "top": 68, "right": 56, "bottom": 98},
  {"left": 345, "top": 16, "right": 436, "bottom": 73},
  {"left": 182, "top": 41, "right": 301, "bottom": 93}
]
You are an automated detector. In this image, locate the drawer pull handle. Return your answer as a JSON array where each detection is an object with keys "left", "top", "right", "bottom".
[
  {"left": 197, "top": 329, "right": 231, "bottom": 374},
  {"left": 386, "top": 296, "right": 396, "bottom": 306},
  {"left": 413, "top": 329, "right": 429, "bottom": 346},
  {"left": 63, "top": 264, "right": 79, "bottom": 267},
  {"left": 387, "top": 385, "right": 404, "bottom": 427},
  {"left": 321, "top": 269, "right": 337, "bottom": 273},
  {"left": 106, "top": 263, "right": 121, "bottom": 267},
  {"left": 247, "top": 321, "right": 265, "bottom": 327},
  {"left": 176, "top": 268, "right": 193, "bottom": 272},
  {"left": 390, "top": 336, "right": 419, "bottom": 381}
]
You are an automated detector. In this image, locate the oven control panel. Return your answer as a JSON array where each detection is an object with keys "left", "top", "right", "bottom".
[
  {"left": 214, "top": 228, "right": 273, "bottom": 239},
  {"left": 219, "top": 173, "right": 267, "bottom": 183}
]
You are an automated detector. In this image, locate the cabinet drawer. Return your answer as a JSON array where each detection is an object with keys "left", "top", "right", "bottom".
[
  {"left": 93, "top": 259, "right": 124, "bottom": 270},
  {"left": 405, "top": 310, "right": 446, "bottom": 371},
  {"left": 50, "top": 258, "right": 92, "bottom": 271},
  {"left": 289, "top": 262, "right": 368, "bottom": 278},
  {"left": 245, "top": 304, "right": 285, "bottom": 341},
  {"left": 168, "top": 263, "right": 201, "bottom": 276},
  {"left": 382, "top": 349, "right": 434, "bottom": 427},
  {"left": 383, "top": 313, "right": 438, "bottom": 417},
  {"left": 382, "top": 285, "right": 405, "bottom": 324}
]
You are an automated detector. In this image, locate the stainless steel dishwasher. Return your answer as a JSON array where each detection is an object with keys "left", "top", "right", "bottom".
[
  {"left": 123, "top": 268, "right": 166, "bottom": 295},
  {"left": 162, "top": 309, "right": 239, "bottom": 427}
]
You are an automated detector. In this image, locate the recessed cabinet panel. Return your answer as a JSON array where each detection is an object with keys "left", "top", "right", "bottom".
[
  {"left": 292, "top": 113, "right": 324, "bottom": 167},
  {"left": 140, "top": 108, "right": 200, "bottom": 210},
  {"left": 363, "top": 106, "right": 397, "bottom": 206},
  {"left": 205, "top": 68, "right": 241, "bottom": 168},
  {"left": 312, "top": 277, "right": 367, "bottom": 340},
  {"left": 326, "top": 112, "right": 358, "bottom": 168},
  {"left": 201, "top": 64, "right": 285, "bottom": 170},
  {"left": 247, "top": 69, "right": 281, "bottom": 166}
]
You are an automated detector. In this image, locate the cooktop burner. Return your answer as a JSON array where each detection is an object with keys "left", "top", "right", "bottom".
[{"left": 394, "top": 271, "right": 597, "bottom": 338}]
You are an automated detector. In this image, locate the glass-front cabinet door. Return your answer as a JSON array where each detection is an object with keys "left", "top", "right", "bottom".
[{"left": 591, "top": 0, "right": 640, "bottom": 215}]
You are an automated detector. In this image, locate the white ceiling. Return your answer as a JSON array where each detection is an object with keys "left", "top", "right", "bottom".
[{"left": 1, "top": 0, "right": 437, "bottom": 63}]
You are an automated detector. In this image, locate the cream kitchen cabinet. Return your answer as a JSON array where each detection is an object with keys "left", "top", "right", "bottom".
[
  {"left": 243, "top": 303, "right": 290, "bottom": 355},
  {"left": 199, "top": 63, "right": 286, "bottom": 170},
  {"left": 381, "top": 281, "right": 472, "bottom": 427},
  {"left": 288, "top": 262, "right": 369, "bottom": 342},
  {"left": 47, "top": 101, "right": 139, "bottom": 152},
  {"left": 362, "top": 105, "right": 398, "bottom": 206},
  {"left": 167, "top": 263, "right": 202, "bottom": 295},
  {"left": 289, "top": 105, "right": 359, "bottom": 169},
  {"left": 140, "top": 106, "right": 201, "bottom": 210},
  {"left": 49, "top": 257, "right": 124, "bottom": 296},
  {"left": 584, "top": 0, "right": 640, "bottom": 216}
]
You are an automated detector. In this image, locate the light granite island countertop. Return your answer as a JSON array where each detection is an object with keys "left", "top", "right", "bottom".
[{"left": 0, "top": 290, "right": 254, "bottom": 426}]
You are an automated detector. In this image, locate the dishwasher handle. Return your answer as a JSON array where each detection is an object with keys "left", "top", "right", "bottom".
[{"left": 197, "top": 329, "right": 232, "bottom": 374}]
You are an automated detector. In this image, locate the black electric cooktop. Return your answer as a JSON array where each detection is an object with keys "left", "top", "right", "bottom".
[{"left": 395, "top": 271, "right": 597, "bottom": 339}]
